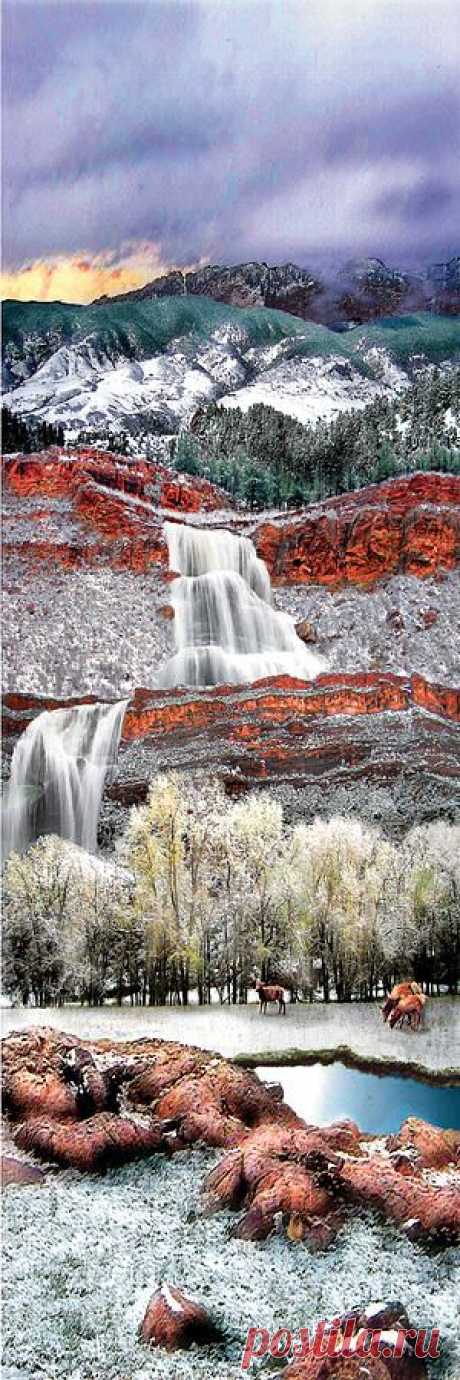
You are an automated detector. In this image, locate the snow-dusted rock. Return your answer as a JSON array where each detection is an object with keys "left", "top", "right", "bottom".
[
  {"left": 140, "top": 1283, "right": 217, "bottom": 1349},
  {"left": 386, "top": 1117, "right": 460, "bottom": 1170}
]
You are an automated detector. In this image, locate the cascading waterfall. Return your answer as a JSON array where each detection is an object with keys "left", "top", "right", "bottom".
[
  {"left": 158, "top": 521, "right": 326, "bottom": 688},
  {"left": 2, "top": 699, "right": 128, "bottom": 859},
  {"left": 166, "top": 522, "right": 272, "bottom": 600}
]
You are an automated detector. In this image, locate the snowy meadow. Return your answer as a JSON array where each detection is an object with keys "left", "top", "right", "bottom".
[{"left": 3, "top": 1148, "right": 460, "bottom": 1380}]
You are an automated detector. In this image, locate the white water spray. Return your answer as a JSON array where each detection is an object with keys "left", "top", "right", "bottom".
[
  {"left": 159, "top": 522, "right": 326, "bottom": 688},
  {"left": 2, "top": 700, "right": 128, "bottom": 859}
]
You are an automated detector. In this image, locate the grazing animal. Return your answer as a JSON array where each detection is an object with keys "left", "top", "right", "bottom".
[
  {"left": 255, "top": 980, "right": 286, "bottom": 1015},
  {"left": 381, "top": 981, "right": 423, "bottom": 1023},
  {"left": 389, "top": 991, "right": 426, "bottom": 1031}
]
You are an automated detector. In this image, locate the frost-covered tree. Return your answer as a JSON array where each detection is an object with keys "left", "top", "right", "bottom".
[
  {"left": 2, "top": 836, "right": 130, "bottom": 1007},
  {"left": 77, "top": 870, "right": 134, "bottom": 1006},
  {"left": 290, "top": 817, "right": 398, "bottom": 1001},
  {"left": 223, "top": 795, "right": 291, "bottom": 991},
  {"left": 4, "top": 795, "right": 458, "bottom": 1008},
  {"left": 401, "top": 824, "right": 460, "bottom": 992},
  {"left": 120, "top": 772, "right": 228, "bottom": 1004},
  {"left": 3, "top": 836, "right": 80, "bottom": 1005}
]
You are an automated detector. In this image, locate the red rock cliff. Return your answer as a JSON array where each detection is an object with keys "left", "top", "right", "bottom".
[
  {"left": 253, "top": 472, "right": 460, "bottom": 587},
  {"left": 3, "top": 673, "right": 459, "bottom": 814},
  {"left": 4, "top": 455, "right": 459, "bottom": 587},
  {"left": 3, "top": 448, "right": 235, "bottom": 573}
]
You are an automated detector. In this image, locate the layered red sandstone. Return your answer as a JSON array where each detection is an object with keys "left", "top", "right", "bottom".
[
  {"left": 253, "top": 472, "right": 460, "bottom": 587},
  {"left": 3, "top": 448, "right": 233, "bottom": 572},
  {"left": 3, "top": 672, "right": 459, "bottom": 747},
  {"left": 3, "top": 671, "right": 458, "bottom": 817},
  {"left": 4, "top": 447, "right": 230, "bottom": 512},
  {"left": 3, "top": 452, "right": 459, "bottom": 587}
]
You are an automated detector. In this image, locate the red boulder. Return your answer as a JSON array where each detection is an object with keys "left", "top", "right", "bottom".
[{"left": 140, "top": 1283, "right": 217, "bottom": 1349}]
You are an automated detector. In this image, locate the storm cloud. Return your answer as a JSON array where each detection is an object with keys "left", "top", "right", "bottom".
[{"left": 3, "top": 0, "right": 459, "bottom": 290}]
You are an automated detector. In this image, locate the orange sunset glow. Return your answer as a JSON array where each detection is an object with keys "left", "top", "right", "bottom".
[{"left": 0, "top": 244, "right": 172, "bottom": 303}]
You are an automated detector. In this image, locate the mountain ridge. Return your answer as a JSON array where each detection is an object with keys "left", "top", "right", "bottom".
[
  {"left": 3, "top": 296, "right": 460, "bottom": 442},
  {"left": 91, "top": 255, "right": 460, "bottom": 325}
]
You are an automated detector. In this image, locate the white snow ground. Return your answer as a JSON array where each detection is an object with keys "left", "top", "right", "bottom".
[
  {"left": 2, "top": 1149, "right": 459, "bottom": 1380},
  {"left": 3, "top": 552, "right": 459, "bottom": 698},
  {"left": 220, "top": 351, "right": 407, "bottom": 424},
  {"left": 2, "top": 999, "right": 459, "bottom": 1079}
]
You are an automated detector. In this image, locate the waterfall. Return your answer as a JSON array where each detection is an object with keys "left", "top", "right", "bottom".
[
  {"left": 2, "top": 699, "right": 128, "bottom": 859},
  {"left": 158, "top": 522, "right": 326, "bottom": 688},
  {"left": 166, "top": 522, "right": 271, "bottom": 600}
]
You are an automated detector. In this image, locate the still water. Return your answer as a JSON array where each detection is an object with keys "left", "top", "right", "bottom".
[{"left": 256, "top": 1061, "right": 460, "bottom": 1134}]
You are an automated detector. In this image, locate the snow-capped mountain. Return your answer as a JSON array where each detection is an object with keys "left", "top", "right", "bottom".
[
  {"left": 3, "top": 296, "right": 460, "bottom": 439},
  {"left": 93, "top": 256, "right": 460, "bottom": 325}
]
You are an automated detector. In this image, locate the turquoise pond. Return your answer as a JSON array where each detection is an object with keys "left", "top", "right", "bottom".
[{"left": 256, "top": 1062, "right": 460, "bottom": 1134}]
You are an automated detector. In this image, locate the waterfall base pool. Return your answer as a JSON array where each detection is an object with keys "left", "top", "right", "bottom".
[{"left": 256, "top": 1061, "right": 460, "bottom": 1134}]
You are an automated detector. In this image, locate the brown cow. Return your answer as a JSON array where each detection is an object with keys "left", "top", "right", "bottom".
[
  {"left": 389, "top": 991, "right": 426, "bottom": 1031},
  {"left": 255, "top": 981, "right": 286, "bottom": 1015},
  {"left": 381, "top": 981, "right": 423, "bottom": 1023}
]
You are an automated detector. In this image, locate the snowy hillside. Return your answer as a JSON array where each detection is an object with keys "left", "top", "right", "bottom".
[
  {"left": 219, "top": 350, "right": 406, "bottom": 425},
  {"left": 3, "top": 297, "right": 460, "bottom": 439}
]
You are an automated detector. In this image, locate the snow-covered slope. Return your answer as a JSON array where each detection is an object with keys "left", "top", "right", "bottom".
[
  {"left": 220, "top": 351, "right": 407, "bottom": 424},
  {"left": 4, "top": 297, "right": 460, "bottom": 438}
]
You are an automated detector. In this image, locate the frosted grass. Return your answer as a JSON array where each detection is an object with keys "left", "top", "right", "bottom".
[{"left": 3, "top": 1150, "right": 459, "bottom": 1380}]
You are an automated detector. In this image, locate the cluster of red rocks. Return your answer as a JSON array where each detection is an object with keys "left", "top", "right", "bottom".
[
  {"left": 202, "top": 1116, "right": 459, "bottom": 1246},
  {"left": 3, "top": 1028, "right": 458, "bottom": 1374},
  {"left": 137, "top": 1287, "right": 437, "bottom": 1377},
  {"left": 3, "top": 1028, "right": 459, "bottom": 1248},
  {"left": 281, "top": 1301, "right": 434, "bottom": 1380}
]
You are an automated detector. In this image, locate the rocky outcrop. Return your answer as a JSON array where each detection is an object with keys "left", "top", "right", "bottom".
[
  {"left": 93, "top": 260, "right": 323, "bottom": 317},
  {"left": 140, "top": 1284, "right": 218, "bottom": 1350},
  {"left": 284, "top": 1356, "right": 400, "bottom": 1380},
  {"left": 4, "top": 447, "right": 230, "bottom": 513},
  {"left": 296, "top": 618, "right": 317, "bottom": 642},
  {"left": 208, "top": 1128, "right": 459, "bottom": 1247},
  {"left": 253, "top": 474, "right": 460, "bottom": 588},
  {"left": 4, "top": 671, "right": 458, "bottom": 746},
  {"left": 427, "top": 255, "right": 460, "bottom": 316},
  {"left": 14, "top": 1111, "right": 167, "bottom": 1172},
  {"left": 282, "top": 1300, "right": 430, "bottom": 1379},
  {"left": 4, "top": 457, "right": 458, "bottom": 589},
  {"left": 2, "top": 1030, "right": 459, "bottom": 1251},
  {"left": 3, "top": 448, "right": 233, "bottom": 573},
  {"left": 3, "top": 671, "right": 459, "bottom": 836},
  {"left": 203, "top": 1121, "right": 345, "bottom": 1244},
  {"left": 386, "top": 1117, "right": 460, "bottom": 1170},
  {"left": 122, "top": 671, "right": 460, "bottom": 746},
  {"left": 93, "top": 255, "right": 460, "bottom": 324},
  {"left": 338, "top": 1157, "right": 459, "bottom": 1243}
]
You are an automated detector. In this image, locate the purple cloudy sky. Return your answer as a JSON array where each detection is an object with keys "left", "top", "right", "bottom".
[{"left": 2, "top": 0, "right": 460, "bottom": 290}]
